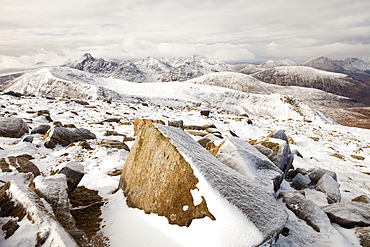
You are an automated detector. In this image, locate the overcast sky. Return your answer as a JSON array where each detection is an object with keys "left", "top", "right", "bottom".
[{"left": 1, "top": 0, "right": 370, "bottom": 71}]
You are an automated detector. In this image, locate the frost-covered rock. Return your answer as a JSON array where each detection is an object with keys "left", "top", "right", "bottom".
[
  {"left": 308, "top": 168, "right": 337, "bottom": 185},
  {"left": 315, "top": 174, "right": 341, "bottom": 204},
  {"left": 322, "top": 202, "right": 370, "bottom": 228},
  {"left": 290, "top": 173, "right": 311, "bottom": 190},
  {"left": 214, "top": 137, "right": 283, "bottom": 193},
  {"left": 254, "top": 138, "right": 293, "bottom": 176},
  {"left": 43, "top": 127, "right": 96, "bottom": 148},
  {"left": 271, "top": 129, "right": 290, "bottom": 144},
  {"left": 119, "top": 124, "right": 287, "bottom": 246},
  {"left": 31, "top": 124, "right": 51, "bottom": 135},
  {"left": 281, "top": 191, "right": 332, "bottom": 232},
  {"left": 0, "top": 117, "right": 29, "bottom": 138},
  {"left": 0, "top": 181, "right": 79, "bottom": 246}
]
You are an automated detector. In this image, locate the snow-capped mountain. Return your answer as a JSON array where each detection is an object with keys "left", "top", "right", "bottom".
[
  {"left": 239, "top": 59, "right": 297, "bottom": 74},
  {"left": 302, "top": 56, "right": 370, "bottom": 74},
  {"left": 73, "top": 53, "right": 232, "bottom": 83}
]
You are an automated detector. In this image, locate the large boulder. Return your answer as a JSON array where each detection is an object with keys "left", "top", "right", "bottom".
[
  {"left": 119, "top": 124, "right": 287, "bottom": 246},
  {"left": 322, "top": 202, "right": 370, "bottom": 228},
  {"left": 43, "top": 127, "right": 96, "bottom": 148},
  {"left": 308, "top": 168, "right": 338, "bottom": 185},
  {"left": 213, "top": 137, "right": 283, "bottom": 194},
  {"left": 0, "top": 117, "right": 29, "bottom": 138}
]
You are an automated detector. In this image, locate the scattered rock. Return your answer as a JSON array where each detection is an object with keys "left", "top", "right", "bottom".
[
  {"left": 352, "top": 195, "right": 370, "bottom": 203},
  {"left": 4, "top": 91, "right": 22, "bottom": 97},
  {"left": 99, "top": 139, "right": 130, "bottom": 151},
  {"left": 330, "top": 153, "right": 346, "bottom": 161},
  {"left": 0, "top": 117, "right": 29, "bottom": 138},
  {"left": 0, "top": 158, "right": 12, "bottom": 172},
  {"left": 168, "top": 120, "right": 184, "bottom": 129},
  {"left": 15, "top": 155, "right": 40, "bottom": 177},
  {"left": 185, "top": 130, "right": 208, "bottom": 137},
  {"left": 281, "top": 191, "right": 332, "bottom": 232},
  {"left": 104, "top": 130, "right": 126, "bottom": 137},
  {"left": 200, "top": 110, "right": 210, "bottom": 117},
  {"left": 197, "top": 133, "right": 221, "bottom": 148},
  {"left": 78, "top": 141, "right": 94, "bottom": 150},
  {"left": 315, "top": 174, "right": 341, "bottom": 204},
  {"left": 22, "top": 135, "right": 34, "bottom": 143},
  {"left": 271, "top": 129, "right": 289, "bottom": 144},
  {"left": 322, "top": 201, "right": 370, "bottom": 228},
  {"left": 351, "top": 154, "right": 365, "bottom": 161},
  {"left": 2, "top": 219, "right": 20, "bottom": 239},
  {"left": 72, "top": 99, "right": 89, "bottom": 105},
  {"left": 37, "top": 110, "right": 50, "bottom": 116}
]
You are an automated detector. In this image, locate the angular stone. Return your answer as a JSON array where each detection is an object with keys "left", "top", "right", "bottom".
[
  {"left": 58, "top": 161, "right": 84, "bottom": 193},
  {"left": 119, "top": 124, "right": 287, "bottom": 245},
  {"left": 0, "top": 158, "right": 12, "bottom": 172},
  {"left": 322, "top": 202, "right": 370, "bottom": 228},
  {"left": 99, "top": 139, "right": 130, "bottom": 151},
  {"left": 197, "top": 133, "right": 221, "bottom": 148},
  {"left": 352, "top": 195, "right": 370, "bottom": 203},
  {"left": 15, "top": 155, "right": 40, "bottom": 177},
  {"left": 0, "top": 117, "right": 29, "bottom": 138},
  {"left": 315, "top": 174, "right": 341, "bottom": 204},
  {"left": 271, "top": 129, "right": 289, "bottom": 144}
]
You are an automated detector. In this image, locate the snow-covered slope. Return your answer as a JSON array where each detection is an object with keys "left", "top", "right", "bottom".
[
  {"left": 252, "top": 66, "right": 370, "bottom": 105},
  {"left": 1, "top": 67, "right": 335, "bottom": 124}
]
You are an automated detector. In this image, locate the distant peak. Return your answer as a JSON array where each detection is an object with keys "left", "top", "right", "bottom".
[{"left": 83, "top": 53, "right": 95, "bottom": 61}]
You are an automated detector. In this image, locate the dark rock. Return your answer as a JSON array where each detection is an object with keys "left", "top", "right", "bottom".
[
  {"left": 44, "top": 127, "right": 96, "bottom": 147},
  {"left": 315, "top": 174, "right": 341, "bottom": 204},
  {"left": 200, "top": 110, "right": 210, "bottom": 117},
  {"left": 0, "top": 158, "right": 12, "bottom": 172},
  {"left": 322, "top": 201, "right": 370, "bottom": 228},
  {"left": 168, "top": 120, "right": 184, "bottom": 129},
  {"left": 72, "top": 99, "right": 89, "bottom": 105},
  {"left": 58, "top": 161, "right": 84, "bottom": 193},
  {"left": 271, "top": 129, "right": 289, "bottom": 144},
  {"left": 356, "top": 227, "right": 370, "bottom": 247},
  {"left": 22, "top": 135, "right": 34, "bottom": 143},
  {"left": 44, "top": 140, "right": 56, "bottom": 149},
  {"left": 63, "top": 124, "right": 76, "bottom": 128},
  {"left": 281, "top": 191, "right": 332, "bottom": 232},
  {"left": 37, "top": 110, "right": 50, "bottom": 116},
  {"left": 291, "top": 173, "right": 311, "bottom": 190},
  {"left": 15, "top": 155, "right": 40, "bottom": 177},
  {"left": 0, "top": 117, "right": 29, "bottom": 138},
  {"left": 287, "top": 167, "right": 309, "bottom": 180},
  {"left": 197, "top": 134, "right": 221, "bottom": 148},
  {"left": 2, "top": 219, "right": 20, "bottom": 239},
  {"left": 31, "top": 125, "right": 51, "bottom": 135},
  {"left": 308, "top": 168, "right": 337, "bottom": 185},
  {"left": 4, "top": 91, "right": 22, "bottom": 97}
]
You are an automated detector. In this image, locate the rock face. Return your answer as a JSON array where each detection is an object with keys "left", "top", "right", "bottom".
[
  {"left": 0, "top": 117, "right": 29, "bottom": 138},
  {"left": 322, "top": 202, "right": 370, "bottom": 228},
  {"left": 119, "top": 123, "right": 287, "bottom": 245},
  {"left": 43, "top": 127, "right": 96, "bottom": 148}
]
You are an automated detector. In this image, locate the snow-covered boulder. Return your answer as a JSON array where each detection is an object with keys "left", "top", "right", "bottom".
[
  {"left": 322, "top": 202, "right": 370, "bottom": 228},
  {"left": 0, "top": 181, "right": 79, "bottom": 246},
  {"left": 315, "top": 174, "right": 341, "bottom": 204},
  {"left": 0, "top": 117, "right": 29, "bottom": 138},
  {"left": 33, "top": 174, "right": 89, "bottom": 246},
  {"left": 214, "top": 137, "right": 283, "bottom": 193},
  {"left": 119, "top": 124, "right": 287, "bottom": 246},
  {"left": 58, "top": 161, "right": 85, "bottom": 193},
  {"left": 43, "top": 127, "right": 96, "bottom": 148}
]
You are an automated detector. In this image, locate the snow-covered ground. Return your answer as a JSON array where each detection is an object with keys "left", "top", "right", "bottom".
[{"left": 0, "top": 68, "right": 369, "bottom": 246}]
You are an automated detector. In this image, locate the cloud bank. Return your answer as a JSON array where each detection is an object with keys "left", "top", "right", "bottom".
[{"left": 1, "top": 0, "right": 369, "bottom": 71}]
